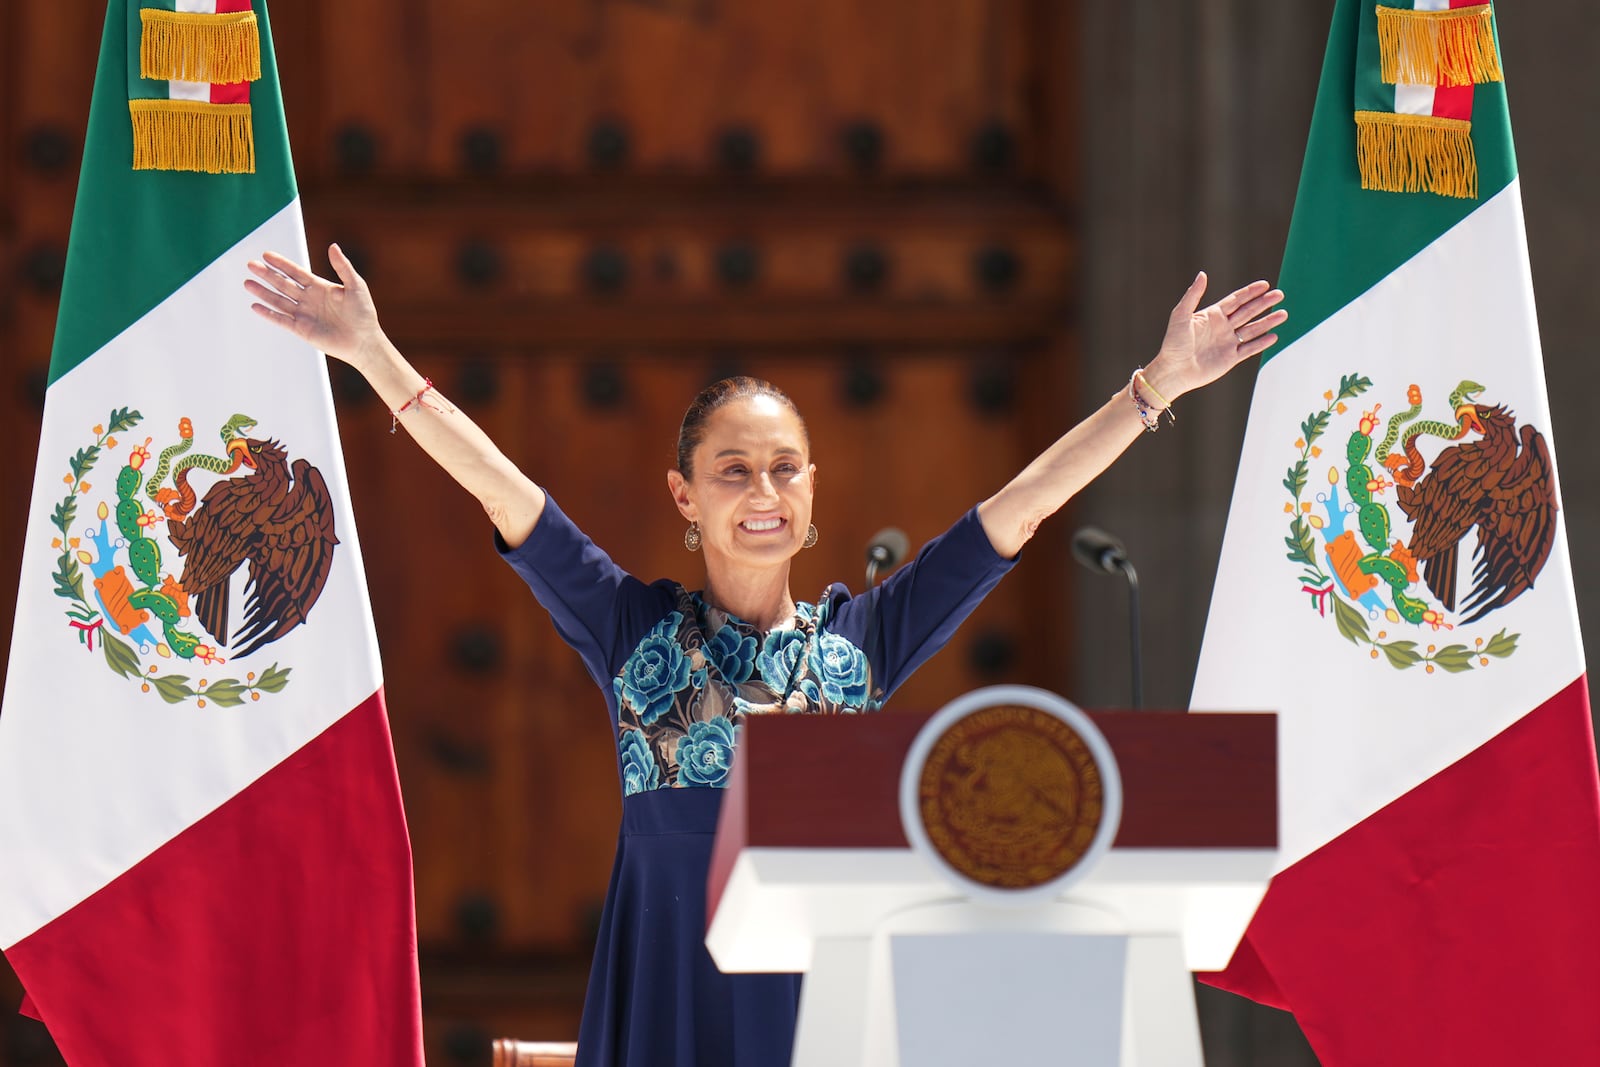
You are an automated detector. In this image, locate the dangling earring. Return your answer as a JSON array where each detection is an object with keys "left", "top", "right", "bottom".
[
  {"left": 684, "top": 522, "right": 702, "bottom": 552},
  {"left": 803, "top": 524, "right": 818, "bottom": 549}
]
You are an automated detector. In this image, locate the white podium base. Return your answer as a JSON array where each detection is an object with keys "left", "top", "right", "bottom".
[{"left": 793, "top": 902, "right": 1203, "bottom": 1067}]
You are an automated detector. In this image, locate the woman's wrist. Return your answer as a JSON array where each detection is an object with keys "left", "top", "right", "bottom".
[
  {"left": 1138, "top": 356, "right": 1189, "bottom": 404},
  {"left": 347, "top": 333, "right": 428, "bottom": 409},
  {"left": 348, "top": 330, "right": 400, "bottom": 379},
  {"left": 1125, "top": 366, "right": 1175, "bottom": 432}
]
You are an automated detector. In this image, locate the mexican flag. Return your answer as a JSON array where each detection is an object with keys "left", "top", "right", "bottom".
[
  {"left": 1192, "top": 0, "right": 1600, "bottom": 1062},
  {"left": 0, "top": 3, "right": 424, "bottom": 1064}
]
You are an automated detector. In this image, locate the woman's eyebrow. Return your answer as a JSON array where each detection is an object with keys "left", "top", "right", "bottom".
[{"left": 712, "top": 446, "right": 802, "bottom": 458}]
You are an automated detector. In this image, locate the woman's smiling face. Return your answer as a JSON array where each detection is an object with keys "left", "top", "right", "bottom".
[{"left": 670, "top": 394, "right": 815, "bottom": 568}]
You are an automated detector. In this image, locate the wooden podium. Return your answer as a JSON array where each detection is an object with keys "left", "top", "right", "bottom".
[{"left": 706, "top": 691, "right": 1277, "bottom": 1067}]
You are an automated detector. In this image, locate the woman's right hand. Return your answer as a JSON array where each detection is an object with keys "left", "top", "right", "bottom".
[{"left": 245, "top": 243, "right": 383, "bottom": 369}]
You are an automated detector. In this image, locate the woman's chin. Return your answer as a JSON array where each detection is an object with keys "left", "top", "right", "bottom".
[{"left": 725, "top": 532, "right": 801, "bottom": 561}]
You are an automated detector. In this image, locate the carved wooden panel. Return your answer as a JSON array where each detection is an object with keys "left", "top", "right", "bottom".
[
  {"left": 2, "top": 5, "right": 91, "bottom": 677},
  {"left": 299, "top": 0, "right": 1039, "bottom": 181}
]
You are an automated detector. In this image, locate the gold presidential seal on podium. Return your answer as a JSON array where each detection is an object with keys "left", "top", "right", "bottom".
[{"left": 900, "top": 686, "right": 1122, "bottom": 903}]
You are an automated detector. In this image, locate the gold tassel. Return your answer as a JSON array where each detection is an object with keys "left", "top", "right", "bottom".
[
  {"left": 1376, "top": 4, "right": 1503, "bottom": 87},
  {"left": 1355, "top": 111, "right": 1476, "bottom": 199},
  {"left": 129, "top": 100, "right": 256, "bottom": 174},
  {"left": 140, "top": 9, "right": 262, "bottom": 85}
]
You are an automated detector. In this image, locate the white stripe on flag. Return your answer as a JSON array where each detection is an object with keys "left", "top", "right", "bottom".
[
  {"left": 168, "top": 79, "right": 211, "bottom": 102},
  {"left": 1395, "top": 83, "right": 1437, "bottom": 115},
  {"left": 1392, "top": 0, "right": 1454, "bottom": 113},
  {"left": 163, "top": 0, "right": 222, "bottom": 100}
]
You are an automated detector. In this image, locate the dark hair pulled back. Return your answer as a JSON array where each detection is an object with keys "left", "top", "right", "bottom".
[{"left": 676, "top": 376, "right": 808, "bottom": 478}]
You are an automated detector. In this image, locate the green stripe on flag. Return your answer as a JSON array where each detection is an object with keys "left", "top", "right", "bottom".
[
  {"left": 1265, "top": 0, "right": 1515, "bottom": 363},
  {"left": 1355, "top": 0, "right": 1393, "bottom": 114},
  {"left": 51, "top": 0, "right": 295, "bottom": 385},
  {"left": 127, "top": 0, "right": 177, "bottom": 101}
]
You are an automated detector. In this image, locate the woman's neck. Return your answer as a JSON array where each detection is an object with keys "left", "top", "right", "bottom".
[{"left": 700, "top": 561, "right": 796, "bottom": 631}]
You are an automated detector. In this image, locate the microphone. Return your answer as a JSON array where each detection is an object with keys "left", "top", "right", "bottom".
[
  {"left": 866, "top": 527, "right": 910, "bottom": 571},
  {"left": 1071, "top": 526, "right": 1128, "bottom": 575},
  {"left": 1070, "top": 525, "right": 1144, "bottom": 709},
  {"left": 862, "top": 527, "right": 908, "bottom": 711}
]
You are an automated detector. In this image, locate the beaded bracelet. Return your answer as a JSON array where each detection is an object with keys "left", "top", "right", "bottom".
[
  {"left": 1127, "top": 367, "right": 1175, "bottom": 432},
  {"left": 390, "top": 377, "right": 434, "bottom": 434}
]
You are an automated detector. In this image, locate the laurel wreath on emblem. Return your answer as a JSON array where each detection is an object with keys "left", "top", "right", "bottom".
[
  {"left": 1281, "top": 373, "right": 1535, "bottom": 674},
  {"left": 49, "top": 407, "right": 298, "bottom": 706}
]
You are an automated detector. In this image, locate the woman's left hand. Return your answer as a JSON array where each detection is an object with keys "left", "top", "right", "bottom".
[{"left": 1145, "top": 272, "right": 1287, "bottom": 400}]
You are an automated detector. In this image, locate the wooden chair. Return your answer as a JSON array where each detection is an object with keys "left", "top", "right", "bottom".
[{"left": 491, "top": 1039, "right": 578, "bottom": 1067}]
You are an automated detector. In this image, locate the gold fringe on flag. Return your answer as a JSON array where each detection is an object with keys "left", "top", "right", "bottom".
[
  {"left": 130, "top": 100, "right": 256, "bottom": 174},
  {"left": 140, "top": 9, "right": 262, "bottom": 85},
  {"left": 1355, "top": 110, "right": 1476, "bottom": 199},
  {"left": 1376, "top": 4, "right": 1502, "bottom": 87}
]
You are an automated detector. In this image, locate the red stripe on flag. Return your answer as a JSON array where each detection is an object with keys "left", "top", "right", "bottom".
[
  {"left": 1432, "top": 83, "right": 1474, "bottom": 121},
  {"left": 1201, "top": 675, "right": 1600, "bottom": 1065},
  {"left": 211, "top": 80, "right": 251, "bottom": 105},
  {"left": 4, "top": 690, "right": 423, "bottom": 1067},
  {"left": 210, "top": 0, "right": 254, "bottom": 103},
  {"left": 1437, "top": 0, "right": 1490, "bottom": 118}
]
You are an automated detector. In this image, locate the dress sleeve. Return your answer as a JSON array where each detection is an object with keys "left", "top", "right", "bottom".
[
  {"left": 495, "top": 495, "right": 672, "bottom": 692},
  {"left": 826, "top": 506, "right": 1017, "bottom": 700}
]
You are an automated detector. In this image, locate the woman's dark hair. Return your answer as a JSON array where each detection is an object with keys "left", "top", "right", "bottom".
[{"left": 676, "top": 376, "right": 808, "bottom": 477}]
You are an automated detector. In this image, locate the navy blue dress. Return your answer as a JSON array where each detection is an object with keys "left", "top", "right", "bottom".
[{"left": 499, "top": 497, "right": 1015, "bottom": 1067}]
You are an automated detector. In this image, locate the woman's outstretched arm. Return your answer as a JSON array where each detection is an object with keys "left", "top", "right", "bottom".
[
  {"left": 977, "top": 271, "right": 1286, "bottom": 559},
  {"left": 245, "top": 243, "right": 547, "bottom": 547}
]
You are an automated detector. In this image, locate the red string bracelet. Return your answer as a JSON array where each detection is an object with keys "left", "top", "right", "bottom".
[{"left": 391, "top": 378, "right": 433, "bottom": 434}]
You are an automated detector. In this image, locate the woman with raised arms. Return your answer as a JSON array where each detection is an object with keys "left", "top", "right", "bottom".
[{"left": 245, "top": 244, "right": 1284, "bottom": 1067}]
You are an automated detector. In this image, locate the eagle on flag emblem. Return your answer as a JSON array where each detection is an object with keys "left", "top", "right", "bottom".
[
  {"left": 47, "top": 407, "right": 334, "bottom": 704},
  {"left": 1280, "top": 373, "right": 1554, "bottom": 672}
]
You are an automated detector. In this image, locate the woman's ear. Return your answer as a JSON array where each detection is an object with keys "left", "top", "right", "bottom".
[{"left": 666, "top": 469, "right": 696, "bottom": 521}]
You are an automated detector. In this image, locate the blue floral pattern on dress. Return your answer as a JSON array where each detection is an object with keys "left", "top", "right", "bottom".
[
  {"left": 809, "top": 630, "right": 872, "bottom": 706},
  {"left": 619, "top": 729, "right": 661, "bottom": 796},
  {"left": 756, "top": 629, "right": 807, "bottom": 691},
  {"left": 613, "top": 612, "right": 692, "bottom": 726},
  {"left": 706, "top": 624, "right": 757, "bottom": 684},
  {"left": 611, "top": 587, "right": 882, "bottom": 792},
  {"left": 676, "top": 717, "right": 740, "bottom": 787}
]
